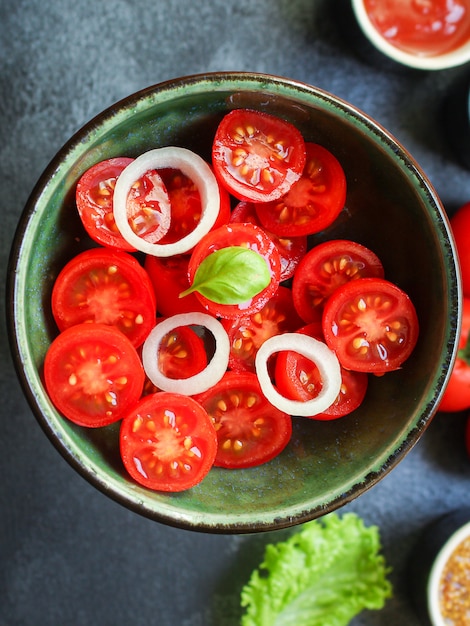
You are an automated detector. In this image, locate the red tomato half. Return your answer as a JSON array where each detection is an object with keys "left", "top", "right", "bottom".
[
  {"left": 44, "top": 323, "right": 145, "bottom": 427},
  {"left": 230, "top": 200, "right": 307, "bottom": 281},
  {"left": 51, "top": 248, "right": 157, "bottom": 348},
  {"left": 76, "top": 157, "right": 135, "bottom": 251},
  {"left": 292, "top": 239, "right": 385, "bottom": 323},
  {"left": 439, "top": 297, "right": 470, "bottom": 413},
  {"left": 322, "top": 277, "right": 419, "bottom": 373},
  {"left": 274, "top": 322, "right": 368, "bottom": 420},
  {"left": 222, "top": 286, "right": 303, "bottom": 373},
  {"left": 194, "top": 371, "right": 292, "bottom": 469},
  {"left": 120, "top": 392, "right": 217, "bottom": 492},
  {"left": 212, "top": 108, "right": 306, "bottom": 203},
  {"left": 144, "top": 254, "right": 206, "bottom": 317},
  {"left": 157, "top": 167, "right": 232, "bottom": 245},
  {"left": 187, "top": 222, "right": 281, "bottom": 319},
  {"left": 254, "top": 143, "right": 347, "bottom": 237},
  {"left": 451, "top": 202, "right": 470, "bottom": 298}
]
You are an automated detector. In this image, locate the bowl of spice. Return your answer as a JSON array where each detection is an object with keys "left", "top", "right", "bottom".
[
  {"left": 409, "top": 509, "right": 470, "bottom": 625},
  {"left": 351, "top": 0, "right": 470, "bottom": 70}
]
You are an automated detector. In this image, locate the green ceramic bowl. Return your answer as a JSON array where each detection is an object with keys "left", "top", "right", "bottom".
[{"left": 7, "top": 72, "right": 461, "bottom": 533}]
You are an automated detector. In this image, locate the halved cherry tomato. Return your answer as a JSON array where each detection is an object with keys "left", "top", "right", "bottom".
[
  {"left": 157, "top": 324, "right": 208, "bottom": 380},
  {"left": 222, "top": 286, "right": 303, "bottom": 373},
  {"left": 292, "top": 239, "right": 385, "bottom": 323},
  {"left": 76, "top": 157, "right": 135, "bottom": 251},
  {"left": 125, "top": 169, "right": 171, "bottom": 243},
  {"left": 439, "top": 297, "right": 470, "bottom": 412},
  {"left": 212, "top": 109, "right": 306, "bottom": 203},
  {"left": 157, "top": 167, "right": 232, "bottom": 245},
  {"left": 44, "top": 323, "right": 145, "bottom": 427},
  {"left": 186, "top": 222, "right": 281, "bottom": 319},
  {"left": 274, "top": 322, "right": 368, "bottom": 420},
  {"left": 194, "top": 371, "right": 292, "bottom": 469},
  {"left": 230, "top": 200, "right": 307, "bottom": 281},
  {"left": 450, "top": 202, "right": 470, "bottom": 298},
  {"left": 119, "top": 392, "right": 217, "bottom": 492},
  {"left": 144, "top": 254, "right": 206, "bottom": 317},
  {"left": 51, "top": 248, "right": 157, "bottom": 348},
  {"left": 322, "top": 277, "right": 419, "bottom": 373},
  {"left": 254, "top": 142, "right": 347, "bottom": 237}
]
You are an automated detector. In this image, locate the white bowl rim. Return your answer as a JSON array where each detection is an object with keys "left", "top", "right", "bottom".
[
  {"left": 427, "top": 519, "right": 470, "bottom": 625},
  {"left": 351, "top": 0, "right": 470, "bottom": 70}
]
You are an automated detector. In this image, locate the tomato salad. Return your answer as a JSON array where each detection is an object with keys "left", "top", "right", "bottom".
[{"left": 43, "top": 108, "right": 419, "bottom": 492}]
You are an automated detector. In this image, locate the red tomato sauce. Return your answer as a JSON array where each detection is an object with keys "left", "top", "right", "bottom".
[{"left": 364, "top": 0, "right": 470, "bottom": 57}]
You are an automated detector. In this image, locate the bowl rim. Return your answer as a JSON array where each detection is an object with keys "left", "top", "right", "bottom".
[
  {"left": 351, "top": 0, "right": 470, "bottom": 71},
  {"left": 427, "top": 517, "right": 470, "bottom": 625},
  {"left": 6, "top": 71, "right": 462, "bottom": 533}
]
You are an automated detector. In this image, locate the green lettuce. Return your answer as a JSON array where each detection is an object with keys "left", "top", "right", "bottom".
[{"left": 240, "top": 512, "right": 392, "bottom": 626}]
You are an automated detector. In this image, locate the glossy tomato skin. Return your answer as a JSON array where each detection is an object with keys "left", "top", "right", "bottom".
[
  {"left": 222, "top": 285, "right": 303, "bottom": 373},
  {"left": 157, "top": 167, "right": 232, "bottom": 245},
  {"left": 194, "top": 371, "right": 292, "bottom": 469},
  {"left": 254, "top": 142, "right": 347, "bottom": 237},
  {"left": 230, "top": 200, "right": 307, "bottom": 281},
  {"left": 322, "top": 277, "right": 419, "bottom": 373},
  {"left": 44, "top": 323, "right": 145, "bottom": 427},
  {"left": 451, "top": 202, "right": 470, "bottom": 298},
  {"left": 119, "top": 392, "right": 217, "bottom": 492},
  {"left": 187, "top": 222, "right": 281, "bottom": 319},
  {"left": 144, "top": 254, "right": 206, "bottom": 317},
  {"left": 292, "top": 239, "right": 385, "bottom": 323},
  {"left": 439, "top": 297, "right": 470, "bottom": 412},
  {"left": 51, "top": 247, "right": 157, "bottom": 348},
  {"left": 274, "top": 322, "right": 368, "bottom": 420},
  {"left": 76, "top": 157, "right": 135, "bottom": 251},
  {"left": 212, "top": 108, "right": 306, "bottom": 203}
]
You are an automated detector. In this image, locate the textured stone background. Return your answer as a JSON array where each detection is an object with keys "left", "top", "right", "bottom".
[{"left": 1, "top": 0, "right": 470, "bottom": 624}]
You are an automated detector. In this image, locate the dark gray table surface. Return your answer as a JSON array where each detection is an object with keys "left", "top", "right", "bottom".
[{"left": 2, "top": 1, "right": 470, "bottom": 624}]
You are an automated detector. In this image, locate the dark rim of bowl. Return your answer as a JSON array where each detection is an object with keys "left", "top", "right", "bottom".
[{"left": 6, "top": 71, "right": 461, "bottom": 533}]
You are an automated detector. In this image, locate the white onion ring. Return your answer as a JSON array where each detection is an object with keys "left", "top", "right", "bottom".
[
  {"left": 255, "top": 333, "right": 342, "bottom": 417},
  {"left": 113, "top": 147, "right": 220, "bottom": 256},
  {"left": 142, "top": 312, "right": 230, "bottom": 395}
]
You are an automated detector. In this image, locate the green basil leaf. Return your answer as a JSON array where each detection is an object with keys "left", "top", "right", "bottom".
[{"left": 180, "top": 246, "right": 271, "bottom": 305}]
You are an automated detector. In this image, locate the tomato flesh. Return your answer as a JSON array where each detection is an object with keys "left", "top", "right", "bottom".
[
  {"left": 120, "top": 392, "right": 217, "bottom": 492},
  {"left": 322, "top": 277, "right": 419, "bottom": 373},
  {"left": 44, "top": 323, "right": 145, "bottom": 427},
  {"left": 274, "top": 322, "right": 368, "bottom": 419},
  {"left": 195, "top": 371, "right": 292, "bottom": 468},
  {"left": 222, "top": 286, "right": 303, "bottom": 373},
  {"left": 230, "top": 200, "right": 307, "bottom": 281},
  {"left": 51, "top": 248, "right": 157, "bottom": 348},
  {"left": 292, "top": 239, "right": 385, "bottom": 323},
  {"left": 157, "top": 325, "right": 208, "bottom": 380},
  {"left": 254, "top": 143, "right": 347, "bottom": 237},
  {"left": 212, "top": 108, "right": 306, "bottom": 203},
  {"left": 76, "top": 157, "right": 136, "bottom": 251},
  {"left": 187, "top": 222, "right": 281, "bottom": 319},
  {"left": 157, "top": 167, "right": 231, "bottom": 245}
]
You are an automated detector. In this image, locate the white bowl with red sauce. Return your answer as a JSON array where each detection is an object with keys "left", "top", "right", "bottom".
[{"left": 351, "top": 0, "right": 470, "bottom": 70}]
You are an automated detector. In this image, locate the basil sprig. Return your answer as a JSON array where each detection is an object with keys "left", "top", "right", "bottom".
[{"left": 180, "top": 246, "right": 271, "bottom": 305}]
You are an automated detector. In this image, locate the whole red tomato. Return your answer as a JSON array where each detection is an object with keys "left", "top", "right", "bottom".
[
  {"left": 439, "top": 297, "right": 470, "bottom": 412},
  {"left": 451, "top": 202, "right": 470, "bottom": 297}
]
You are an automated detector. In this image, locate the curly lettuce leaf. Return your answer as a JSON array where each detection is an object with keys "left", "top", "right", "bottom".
[{"left": 240, "top": 512, "right": 392, "bottom": 626}]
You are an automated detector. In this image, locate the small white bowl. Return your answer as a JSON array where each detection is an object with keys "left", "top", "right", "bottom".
[
  {"left": 351, "top": 0, "right": 470, "bottom": 70},
  {"left": 427, "top": 517, "right": 470, "bottom": 625}
]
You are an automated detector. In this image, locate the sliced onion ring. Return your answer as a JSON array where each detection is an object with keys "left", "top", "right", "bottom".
[
  {"left": 142, "top": 312, "right": 230, "bottom": 395},
  {"left": 255, "top": 333, "right": 342, "bottom": 417},
  {"left": 113, "top": 147, "right": 220, "bottom": 256}
]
